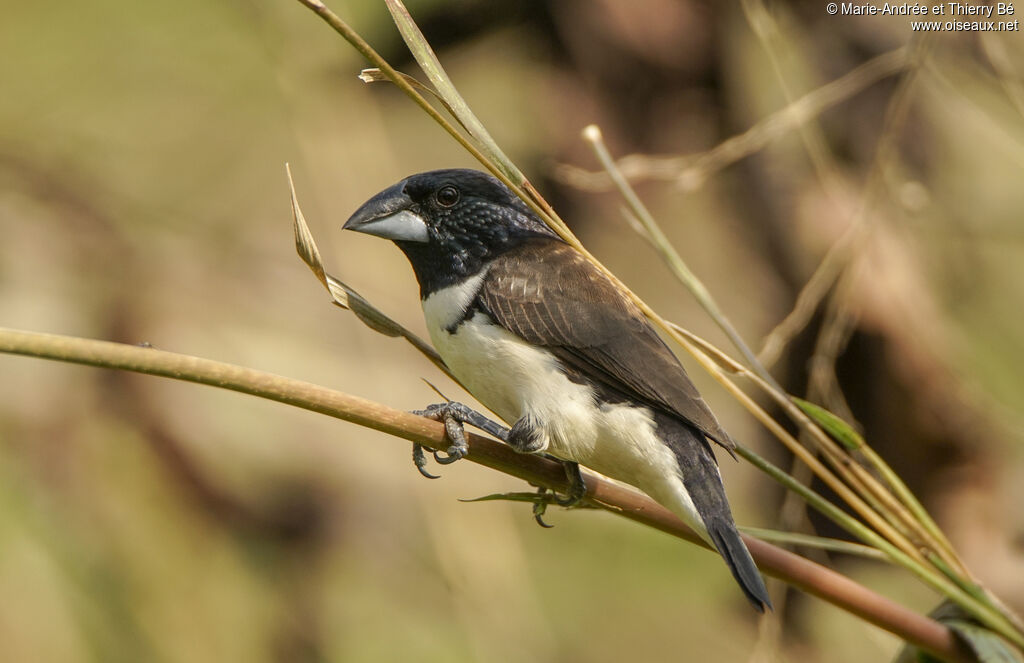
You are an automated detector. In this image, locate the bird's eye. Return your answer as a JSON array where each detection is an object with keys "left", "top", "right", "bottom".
[{"left": 436, "top": 185, "right": 460, "bottom": 207}]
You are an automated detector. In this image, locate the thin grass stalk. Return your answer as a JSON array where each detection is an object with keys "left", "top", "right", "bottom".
[
  {"left": 582, "top": 125, "right": 783, "bottom": 394},
  {"left": 689, "top": 339, "right": 929, "bottom": 567},
  {"left": 802, "top": 34, "right": 967, "bottom": 571},
  {"left": 739, "top": 528, "right": 888, "bottom": 560},
  {"left": 740, "top": 0, "right": 850, "bottom": 210},
  {"left": 679, "top": 318, "right": 968, "bottom": 574},
  {"left": 742, "top": 444, "right": 1023, "bottom": 649},
  {"left": 580, "top": 111, "right": 1009, "bottom": 636},
  {"left": 668, "top": 322, "right": 1023, "bottom": 640},
  {"left": 583, "top": 123, "right": 951, "bottom": 566},
  {"left": 862, "top": 441, "right": 967, "bottom": 574},
  {"left": 582, "top": 64, "right": 971, "bottom": 582},
  {"left": 708, "top": 10, "right": 995, "bottom": 620},
  {"left": 554, "top": 49, "right": 908, "bottom": 192},
  {"left": 291, "top": 0, "right": 565, "bottom": 238}
]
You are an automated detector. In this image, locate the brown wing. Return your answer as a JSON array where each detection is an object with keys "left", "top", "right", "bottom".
[{"left": 478, "top": 239, "right": 736, "bottom": 451}]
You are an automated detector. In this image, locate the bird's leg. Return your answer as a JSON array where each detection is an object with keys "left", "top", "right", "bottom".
[
  {"left": 505, "top": 415, "right": 548, "bottom": 454},
  {"left": 413, "top": 405, "right": 587, "bottom": 520},
  {"left": 411, "top": 402, "right": 510, "bottom": 475},
  {"left": 530, "top": 463, "right": 586, "bottom": 527},
  {"left": 554, "top": 461, "right": 586, "bottom": 507},
  {"left": 506, "top": 417, "right": 587, "bottom": 513}
]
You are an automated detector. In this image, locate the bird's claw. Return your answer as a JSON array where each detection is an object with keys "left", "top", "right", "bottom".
[
  {"left": 412, "top": 443, "right": 440, "bottom": 479},
  {"left": 530, "top": 461, "right": 587, "bottom": 527},
  {"left": 432, "top": 446, "right": 466, "bottom": 465},
  {"left": 411, "top": 404, "right": 587, "bottom": 527},
  {"left": 410, "top": 402, "right": 509, "bottom": 477},
  {"left": 533, "top": 487, "right": 555, "bottom": 528},
  {"left": 553, "top": 460, "right": 586, "bottom": 507}
]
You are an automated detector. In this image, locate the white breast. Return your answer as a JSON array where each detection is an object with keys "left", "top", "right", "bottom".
[
  {"left": 421, "top": 274, "right": 710, "bottom": 541},
  {"left": 422, "top": 273, "right": 596, "bottom": 446}
]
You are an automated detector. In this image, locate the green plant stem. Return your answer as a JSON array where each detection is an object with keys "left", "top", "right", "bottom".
[
  {"left": 584, "top": 123, "right": 940, "bottom": 565},
  {"left": 742, "top": 444, "right": 1023, "bottom": 649},
  {"left": 583, "top": 124, "right": 784, "bottom": 394},
  {"left": 585, "top": 123, "right": 972, "bottom": 581},
  {"left": 0, "top": 325, "right": 976, "bottom": 661},
  {"left": 738, "top": 527, "right": 887, "bottom": 560},
  {"left": 668, "top": 325, "right": 1021, "bottom": 645},
  {"left": 582, "top": 14, "right": 961, "bottom": 581},
  {"left": 861, "top": 442, "right": 966, "bottom": 574}
]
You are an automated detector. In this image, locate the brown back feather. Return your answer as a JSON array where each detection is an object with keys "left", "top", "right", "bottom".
[{"left": 477, "top": 240, "right": 737, "bottom": 451}]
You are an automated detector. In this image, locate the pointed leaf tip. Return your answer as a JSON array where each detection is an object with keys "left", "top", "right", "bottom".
[
  {"left": 793, "top": 397, "right": 865, "bottom": 451},
  {"left": 288, "top": 165, "right": 330, "bottom": 292}
]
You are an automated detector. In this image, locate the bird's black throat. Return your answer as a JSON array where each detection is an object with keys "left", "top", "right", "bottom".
[{"left": 396, "top": 214, "right": 557, "bottom": 297}]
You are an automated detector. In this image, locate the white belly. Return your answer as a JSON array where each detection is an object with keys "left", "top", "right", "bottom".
[{"left": 421, "top": 277, "right": 710, "bottom": 540}]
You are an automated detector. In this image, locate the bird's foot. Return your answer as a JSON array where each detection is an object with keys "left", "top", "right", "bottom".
[
  {"left": 411, "top": 402, "right": 510, "bottom": 477},
  {"left": 411, "top": 405, "right": 587, "bottom": 526},
  {"left": 531, "top": 461, "right": 588, "bottom": 527},
  {"left": 554, "top": 461, "right": 586, "bottom": 507}
]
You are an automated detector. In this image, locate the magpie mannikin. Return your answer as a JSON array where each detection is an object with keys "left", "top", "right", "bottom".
[{"left": 343, "top": 168, "right": 772, "bottom": 611}]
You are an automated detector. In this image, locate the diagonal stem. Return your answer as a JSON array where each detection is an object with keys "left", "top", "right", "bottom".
[{"left": 0, "top": 325, "right": 977, "bottom": 661}]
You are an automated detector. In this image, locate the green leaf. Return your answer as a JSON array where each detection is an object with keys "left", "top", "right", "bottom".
[
  {"left": 738, "top": 526, "right": 886, "bottom": 560},
  {"left": 460, "top": 491, "right": 597, "bottom": 508},
  {"left": 459, "top": 492, "right": 551, "bottom": 504},
  {"left": 792, "top": 396, "right": 865, "bottom": 451},
  {"left": 947, "top": 621, "right": 1024, "bottom": 662},
  {"left": 894, "top": 600, "right": 1024, "bottom": 663}
]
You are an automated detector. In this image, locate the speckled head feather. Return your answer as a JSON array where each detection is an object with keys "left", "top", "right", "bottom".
[{"left": 345, "top": 169, "right": 558, "bottom": 296}]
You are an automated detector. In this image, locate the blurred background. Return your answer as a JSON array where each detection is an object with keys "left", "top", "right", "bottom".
[{"left": 2, "top": 1, "right": 1023, "bottom": 661}]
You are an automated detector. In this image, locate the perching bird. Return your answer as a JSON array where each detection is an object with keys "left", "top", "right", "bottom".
[{"left": 343, "top": 168, "right": 771, "bottom": 611}]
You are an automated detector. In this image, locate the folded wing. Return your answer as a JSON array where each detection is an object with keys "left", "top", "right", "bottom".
[{"left": 478, "top": 239, "right": 737, "bottom": 452}]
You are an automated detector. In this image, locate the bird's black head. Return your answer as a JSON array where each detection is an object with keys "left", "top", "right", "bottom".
[{"left": 343, "top": 169, "right": 558, "bottom": 296}]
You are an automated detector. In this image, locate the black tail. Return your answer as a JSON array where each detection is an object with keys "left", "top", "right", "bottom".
[
  {"left": 654, "top": 411, "right": 772, "bottom": 612},
  {"left": 707, "top": 519, "right": 772, "bottom": 612}
]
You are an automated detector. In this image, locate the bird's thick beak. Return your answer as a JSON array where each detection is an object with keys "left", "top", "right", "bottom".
[{"left": 342, "top": 181, "right": 429, "bottom": 243}]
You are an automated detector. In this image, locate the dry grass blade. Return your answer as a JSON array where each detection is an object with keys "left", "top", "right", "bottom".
[
  {"left": 580, "top": 125, "right": 942, "bottom": 574},
  {"left": 757, "top": 33, "right": 927, "bottom": 370},
  {"left": 756, "top": 225, "right": 856, "bottom": 368},
  {"left": 291, "top": 0, "right": 554, "bottom": 233},
  {"left": 383, "top": 0, "right": 523, "bottom": 185},
  {"left": 582, "top": 123, "right": 962, "bottom": 590},
  {"left": 583, "top": 124, "right": 783, "bottom": 393},
  {"left": 288, "top": 162, "right": 329, "bottom": 292},
  {"left": 359, "top": 67, "right": 472, "bottom": 135},
  {"left": 287, "top": 165, "right": 451, "bottom": 376}
]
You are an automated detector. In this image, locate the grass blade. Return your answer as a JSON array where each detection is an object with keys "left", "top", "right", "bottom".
[{"left": 383, "top": 0, "right": 524, "bottom": 185}]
